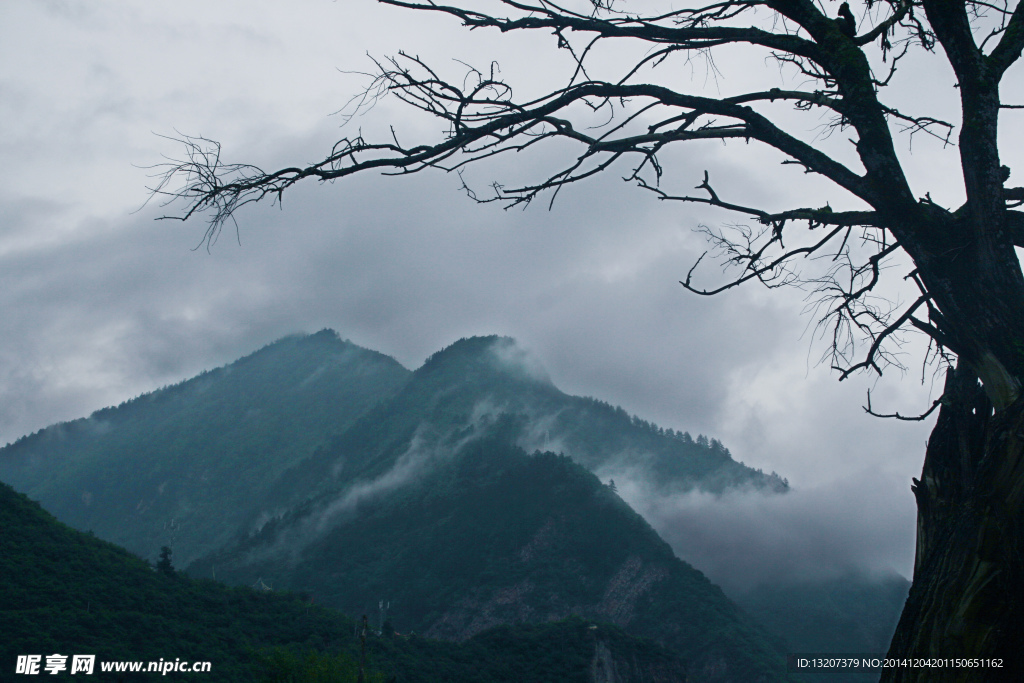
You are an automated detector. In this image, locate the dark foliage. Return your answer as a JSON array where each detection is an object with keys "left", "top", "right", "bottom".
[
  {"left": 2, "top": 479, "right": 699, "bottom": 682},
  {"left": 191, "top": 436, "right": 789, "bottom": 682},
  {"left": 156, "top": 546, "right": 175, "bottom": 576},
  {"left": 0, "top": 480, "right": 360, "bottom": 681},
  {"left": 0, "top": 330, "right": 410, "bottom": 565}
]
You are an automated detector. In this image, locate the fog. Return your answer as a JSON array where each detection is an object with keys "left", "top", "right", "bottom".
[
  {"left": 1, "top": 0, "right": 981, "bottom": 588},
  {"left": 613, "top": 471, "right": 916, "bottom": 594}
]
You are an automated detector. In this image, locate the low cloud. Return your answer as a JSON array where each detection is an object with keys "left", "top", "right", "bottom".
[
  {"left": 487, "top": 337, "right": 553, "bottom": 386},
  {"left": 2, "top": 3, "right": 948, "bottom": 603},
  {"left": 235, "top": 426, "right": 446, "bottom": 568},
  {"left": 614, "top": 470, "right": 916, "bottom": 595},
  {"left": 244, "top": 405, "right": 512, "bottom": 566},
  {"left": 319, "top": 433, "right": 432, "bottom": 531}
]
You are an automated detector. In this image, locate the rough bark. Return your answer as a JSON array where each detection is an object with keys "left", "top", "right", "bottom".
[
  {"left": 885, "top": 365, "right": 1024, "bottom": 681},
  {"left": 896, "top": 210, "right": 1024, "bottom": 410}
]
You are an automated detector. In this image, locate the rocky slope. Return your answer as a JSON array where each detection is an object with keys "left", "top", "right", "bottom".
[{"left": 190, "top": 434, "right": 789, "bottom": 682}]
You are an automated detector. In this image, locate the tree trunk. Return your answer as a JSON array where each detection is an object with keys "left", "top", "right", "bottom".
[{"left": 884, "top": 365, "right": 1024, "bottom": 681}]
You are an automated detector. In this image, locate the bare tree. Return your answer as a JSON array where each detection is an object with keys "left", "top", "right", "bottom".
[{"left": 154, "top": 1, "right": 1024, "bottom": 678}]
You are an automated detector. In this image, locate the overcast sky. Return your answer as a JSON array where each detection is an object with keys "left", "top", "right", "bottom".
[{"left": 6, "top": 0, "right": 1017, "bottom": 586}]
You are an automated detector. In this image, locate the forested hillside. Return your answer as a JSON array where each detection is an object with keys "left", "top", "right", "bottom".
[
  {"left": 1, "top": 479, "right": 700, "bottom": 682},
  {"left": 0, "top": 331, "right": 410, "bottom": 565},
  {"left": 1, "top": 331, "right": 911, "bottom": 682},
  {"left": 254, "top": 335, "right": 787, "bottom": 516},
  {"left": 0, "top": 332, "right": 782, "bottom": 568},
  {"left": 190, "top": 433, "right": 789, "bottom": 682}
]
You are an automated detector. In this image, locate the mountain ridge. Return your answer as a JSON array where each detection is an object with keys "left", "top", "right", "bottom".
[
  {"left": 0, "top": 331, "right": 911, "bottom": 680},
  {"left": 1, "top": 477, "right": 706, "bottom": 682},
  {"left": 0, "top": 331, "right": 787, "bottom": 565},
  {"left": 0, "top": 331, "right": 796, "bottom": 681},
  {"left": 0, "top": 330, "right": 411, "bottom": 564},
  {"left": 189, "top": 431, "right": 791, "bottom": 682}
]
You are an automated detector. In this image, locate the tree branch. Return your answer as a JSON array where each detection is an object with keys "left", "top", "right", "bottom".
[
  {"left": 864, "top": 389, "right": 945, "bottom": 420},
  {"left": 987, "top": 0, "right": 1024, "bottom": 77},
  {"left": 680, "top": 224, "right": 848, "bottom": 296},
  {"left": 834, "top": 294, "right": 931, "bottom": 380},
  {"left": 637, "top": 171, "right": 882, "bottom": 228},
  {"left": 378, "top": 0, "right": 824, "bottom": 60},
  {"left": 154, "top": 64, "right": 875, "bottom": 240}
]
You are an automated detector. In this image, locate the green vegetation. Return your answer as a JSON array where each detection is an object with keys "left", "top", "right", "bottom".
[
  {"left": 0, "top": 330, "right": 410, "bottom": 565},
  {"left": 2, "top": 479, "right": 700, "bottom": 681},
  {"left": 0, "top": 333, "right": 782, "bottom": 569},
  {"left": 366, "top": 618, "right": 689, "bottom": 683},
  {"left": 0, "top": 479, "right": 361, "bottom": 680},
  {"left": 253, "top": 647, "right": 381, "bottom": 683},
  {"left": 1, "top": 332, "right": 803, "bottom": 682},
  {"left": 192, "top": 434, "right": 790, "bottom": 681}
]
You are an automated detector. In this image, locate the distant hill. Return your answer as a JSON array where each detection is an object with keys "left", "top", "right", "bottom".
[
  {"left": 737, "top": 573, "right": 909, "bottom": 654},
  {"left": 255, "top": 335, "right": 787, "bottom": 518},
  {"left": 389, "top": 336, "right": 788, "bottom": 494},
  {"left": 0, "top": 332, "right": 783, "bottom": 567},
  {"left": 0, "top": 331, "right": 410, "bottom": 565},
  {"left": 190, "top": 432, "right": 790, "bottom": 682},
  {"left": 736, "top": 573, "right": 910, "bottom": 683},
  {"left": 0, "top": 479, "right": 701, "bottom": 682},
  {"left": 0, "top": 332, "right": 797, "bottom": 681}
]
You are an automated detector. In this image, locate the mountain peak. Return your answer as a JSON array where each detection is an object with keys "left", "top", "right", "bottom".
[
  {"left": 252, "top": 328, "right": 348, "bottom": 355},
  {"left": 419, "top": 335, "right": 553, "bottom": 386}
]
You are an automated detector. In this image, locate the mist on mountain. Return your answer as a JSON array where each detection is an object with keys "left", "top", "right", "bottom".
[
  {"left": 0, "top": 331, "right": 909, "bottom": 593},
  {"left": 0, "top": 331, "right": 911, "bottom": 679}
]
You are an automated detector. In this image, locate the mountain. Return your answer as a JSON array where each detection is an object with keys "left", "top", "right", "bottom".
[
  {"left": 0, "top": 332, "right": 783, "bottom": 567},
  {"left": 737, "top": 573, "right": 909, "bottom": 654},
  {"left": 735, "top": 573, "right": 910, "bottom": 683},
  {"left": 1, "top": 478, "right": 699, "bottom": 682},
  {"left": 0, "top": 331, "right": 410, "bottom": 565},
  {"left": 190, "top": 432, "right": 790, "bottom": 682},
  {"left": 0, "top": 478, "right": 361, "bottom": 681},
  {"left": 383, "top": 335, "right": 788, "bottom": 494},
  {"left": 0, "top": 332, "right": 795, "bottom": 681},
  {"left": 254, "top": 335, "right": 786, "bottom": 517}
]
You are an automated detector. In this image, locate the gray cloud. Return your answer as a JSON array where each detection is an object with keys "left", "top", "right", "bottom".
[
  {"left": 1, "top": 0, "right": 988, "bottom": 587},
  {"left": 615, "top": 469, "right": 917, "bottom": 594}
]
